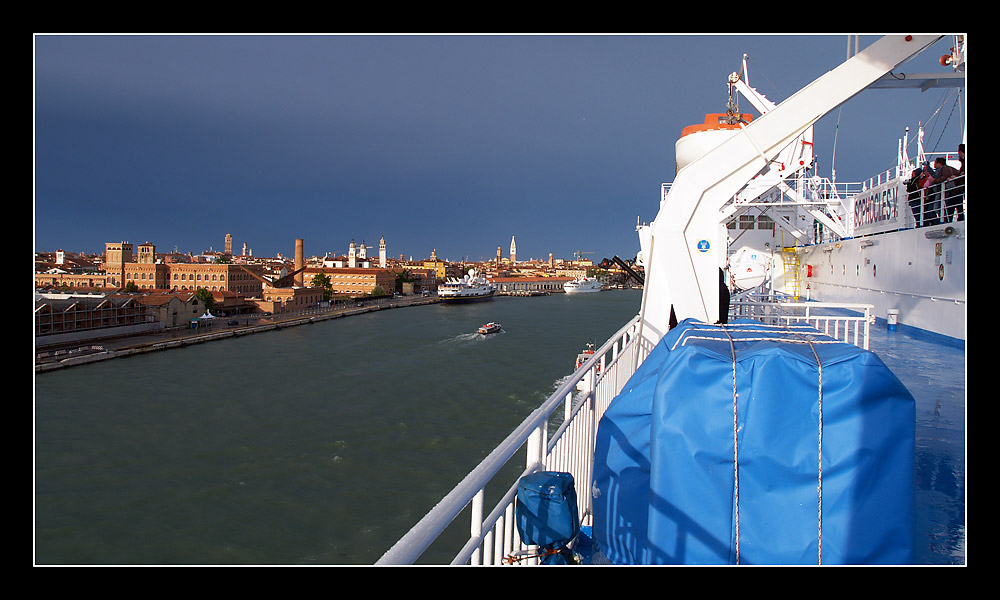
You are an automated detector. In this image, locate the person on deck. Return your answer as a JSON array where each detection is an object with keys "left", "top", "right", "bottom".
[{"left": 932, "top": 156, "right": 963, "bottom": 222}]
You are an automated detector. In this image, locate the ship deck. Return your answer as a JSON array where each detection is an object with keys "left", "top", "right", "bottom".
[{"left": 576, "top": 320, "right": 966, "bottom": 565}]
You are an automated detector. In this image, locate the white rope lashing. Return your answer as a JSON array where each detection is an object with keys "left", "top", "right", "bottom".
[
  {"left": 720, "top": 326, "right": 740, "bottom": 565},
  {"left": 805, "top": 339, "right": 823, "bottom": 565},
  {"left": 709, "top": 324, "right": 824, "bottom": 565}
]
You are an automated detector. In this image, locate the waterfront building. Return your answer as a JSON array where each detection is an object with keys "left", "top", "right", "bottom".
[
  {"left": 113, "top": 243, "right": 265, "bottom": 295},
  {"left": 103, "top": 242, "right": 133, "bottom": 288},
  {"left": 34, "top": 270, "right": 114, "bottom": 291},
  {"left": 35, "top": 251, "right": 113, "bottom": 290},
  {"left": 167, "top": 262, "right": 264, "bottom": 295},
  {"left": 422, "top": 251, "right": 451, "bottom": 280},
  {"left": 34, "top": 292, "right": 155, "bottom": 343},
  {"left": 396, "top": 267, "right": 438, "bottom": 295},
  {"left": 257, "top": 285, "right": 324, "bottom": 314},
  {"left": 136, "top": 290, "right": 205, "bottom": 328},
  {"left": 490, "top": 276, "right": 574, "bottom": 295},
  {"left": 209, "top": 290, "right": 255, "bottom": 315},
  {"left": 123, "top": 242, "right": 170, "bottom": 289},
  {"left": 301, "top": 266, "right": 396, "bottom": 296}
]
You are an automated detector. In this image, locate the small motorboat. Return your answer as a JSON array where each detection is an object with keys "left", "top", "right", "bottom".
[
  {"left": 575, "top": 342, "right": 601, "bottom": 390},
  {"left": 478, "top": 322, "right": 502, "bottom": 335}
]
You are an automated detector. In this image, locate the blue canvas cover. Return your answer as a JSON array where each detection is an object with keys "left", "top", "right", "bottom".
[
  {"left": 515, "top": 471, "right": 580, "bottom": 564},
  {"left": 591, "top": 319, "right": 914, "bottom": 564}
]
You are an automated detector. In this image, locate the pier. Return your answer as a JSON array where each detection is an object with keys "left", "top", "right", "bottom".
[{"left": 35, "top": 295, "right": 439, "bottom": 373}]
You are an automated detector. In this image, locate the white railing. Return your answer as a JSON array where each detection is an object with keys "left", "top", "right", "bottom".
[
  {"left": 730, "top": 299, "right": 873, "bottom": 349},
  {"left": 904, "top": 177, "right": 965, "bottom": 229},
  {"left": 377, "top": 300, "right": 874, "bottom": 565},
  {"left": 377, "top": 314, "right": 651, "bottom": 565}
]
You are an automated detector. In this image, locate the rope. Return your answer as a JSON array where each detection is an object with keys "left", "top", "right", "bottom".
[
  {"left": 720, "top": 325, "right": 740, "bottom": 565},
  {"left": 502, "top": 547, "right": 575, "bottom": 565},
  {"left": 804, "top": 338, "right": 824, "bottom": 566},
  {"left": 931, "top": 90, "right": 961, "bottom": 152},
  {"left": 712, "top": 323, "right": 825, "bottom": 565}
]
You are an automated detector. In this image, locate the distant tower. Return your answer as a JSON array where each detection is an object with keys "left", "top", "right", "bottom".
[
  {"left": 137, "top": 242, "right": 156, "bottom": 264},
  {"left": 225, "top": 233, "right": 232, "bottom": 255},
  {"left": 510, "top": 236, "right": 517, "bottom": 265},
  {"left": 496, "top": 245, "right": 502, "bottom": 266},
  {"left": 359, "top": 240, "right": 367, "bottom": 261},
  {"left": 349, "top": 240, "right": 357, "bottom": 268},
  {"left": 104, "top": 242, "right": 133, "bottom": 288},
  {"left": 294, "top": 238, "right": 304, "bottom": 287},
  {"left": 379, "top": 236, "right": 387, "bottom": 268},
  {"left": 242, "top": 242, "right": 248, "bottom": 257},
  {"left": 430, "top": 248, "right": 437, "bottom": 262},
  {"left": 549, "top": 252, "right": 554, "bottom": 268}
]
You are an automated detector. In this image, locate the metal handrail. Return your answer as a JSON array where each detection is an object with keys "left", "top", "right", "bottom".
[
  {"left": 378, "top": 300, "right": 874, "bottom": 564},
  {"left": 730, "top": 300, "right": 873, "bottom": 349},
  {"left": 905, "top": 177, "right": 965, "bottom": 228},
  {"left": 376, "top": 314, "right": 644, "bottom": 565}
]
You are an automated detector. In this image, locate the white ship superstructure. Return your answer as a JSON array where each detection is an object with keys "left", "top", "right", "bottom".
[
  {"left": 380, "top": 35, "right": 966, "bottom": 566},
  {"left": 438, "top": 268, "right": 496, "bottom": 303},
  {"left": 563, "top": 277, "right": 603, "bottom": 293}
]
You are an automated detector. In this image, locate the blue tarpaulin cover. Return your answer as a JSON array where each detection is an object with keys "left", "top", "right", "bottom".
[
  {"left": 591, "top": 319, "right": 915, "bottom": 564},
  {"left": 515, "top": 471, "right": 580, "bottom": 564}
]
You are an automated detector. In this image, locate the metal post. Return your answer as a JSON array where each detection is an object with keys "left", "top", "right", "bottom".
[{"left": 470, "top": 490, "right": 484, "bottom": 565}]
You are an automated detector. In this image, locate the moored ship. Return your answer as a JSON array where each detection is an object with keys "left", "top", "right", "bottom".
[
  {"left": 563, "top": 277, "right": 603, "bottom": 293},
  {"left": 438, "top": 269, "right": 496, "bottom": 303}
]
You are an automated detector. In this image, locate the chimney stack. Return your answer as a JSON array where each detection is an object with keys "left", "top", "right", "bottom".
[{"left": 294, "top": 239, "right": 304, "bottom": 287}]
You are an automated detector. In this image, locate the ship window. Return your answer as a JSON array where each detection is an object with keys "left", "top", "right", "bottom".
[
  {"left": 758, "top": 215, "right": 775, "bottom": 230},
  {"left": 739, "top": 215, "right": 755, "bottom": 230}
]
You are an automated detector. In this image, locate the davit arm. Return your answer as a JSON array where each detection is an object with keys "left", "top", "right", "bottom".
[{"left": 638, "top": 35, "right": 942, "bottom": 343}]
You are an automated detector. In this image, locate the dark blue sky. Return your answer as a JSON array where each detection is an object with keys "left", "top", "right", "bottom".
[{"left": 34, "top": 34, "right": 964, "bottom": 263}]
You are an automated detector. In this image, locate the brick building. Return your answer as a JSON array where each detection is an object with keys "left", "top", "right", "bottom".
[{"left": 302, "top": 267, "right": 396, "bottom": 296}]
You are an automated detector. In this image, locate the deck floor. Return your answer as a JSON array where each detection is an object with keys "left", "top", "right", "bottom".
[{"left": 574, "top": 321, "right": 965, "bottom": 565}]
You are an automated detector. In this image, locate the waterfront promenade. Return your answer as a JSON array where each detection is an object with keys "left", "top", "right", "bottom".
[{"left": 35, "top": 294, "right": 439, "bottom": 373}]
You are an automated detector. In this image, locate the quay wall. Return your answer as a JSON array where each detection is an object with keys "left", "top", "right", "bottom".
[{"left": 35, "top": 297, "right": 439, "bottom": 373}]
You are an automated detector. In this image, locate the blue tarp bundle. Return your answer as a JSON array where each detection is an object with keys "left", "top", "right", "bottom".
[
  {"left": 515, "top": 471, "right": 580, "bottom": 564},
  {"left": 591, "top": 318, "right": 914, "bottom": 564}
]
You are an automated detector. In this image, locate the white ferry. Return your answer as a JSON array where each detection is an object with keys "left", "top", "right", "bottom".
[
  {"left": 379, "top": 35, "right": 965, "bottom": 565},
  {"left": 563, "top": 277, "right": 603, "bottom": 293},
  {"left": 437, "top": 269, "right": 496, "bottom": 303}
]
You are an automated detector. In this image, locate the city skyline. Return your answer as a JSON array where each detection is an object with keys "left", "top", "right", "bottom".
[{"left": 34, "top": 34, "right": 964, "bottom": 262}]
